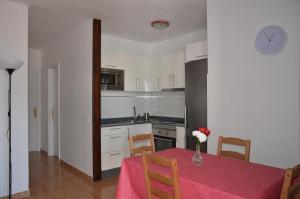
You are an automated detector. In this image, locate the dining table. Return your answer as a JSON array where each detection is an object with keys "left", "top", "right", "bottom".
[{"left": 115, "top": 148, "right": 285, "bottom": 199}]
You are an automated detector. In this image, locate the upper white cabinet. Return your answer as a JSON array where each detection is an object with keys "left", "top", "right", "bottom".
[
  {"left": 102, "top": 51, "right": 125, "bottom": 69},
  {"left": 102, "top": 51, "right": 151, "bottom": 92},
  {"left": 123, "top": 54, "right": 150, "bottom": 92},
  {"left": 186, "top": 40, "right": 208, "bottom": 63},
  {"left": 170, "top": 51, "right": 185, "bottom": 88},
  {"left": 102, "top": 48, "right": 188, "bottom": 91},
  {"left": 151, "top": 50, "right": 185, "bottom": 90}
]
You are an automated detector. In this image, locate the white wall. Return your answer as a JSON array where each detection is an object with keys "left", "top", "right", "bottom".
[
  {"left": 207, "top": 0, "right": 300, "bottom": 168},
  {"left": 101, "top": 91, "right": 185, "bottom": 119},
  {"left": 148, "top": 92, "right": 185, "bottom": 117},
  {"left": 151, "top": 29, "right": 207, "bottom": 55},
  {"left": 29, "top": 49, "right": 42, "bottom": 71},
  {"left": 42, "top": 20, "right": 93, "bottom": 176},
  {"left": 102, "top": 30, "right": 207, "bottom": 56},
  {"left": 0, "top": 1, "right": 29, "bottom": 197},
  {"left": 102, "top": 34, "right": 152, "bottom": 56}
]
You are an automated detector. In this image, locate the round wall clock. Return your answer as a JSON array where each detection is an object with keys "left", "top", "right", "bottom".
[{"left": 255, "top": 25, "right": 287, "bottom": 55}]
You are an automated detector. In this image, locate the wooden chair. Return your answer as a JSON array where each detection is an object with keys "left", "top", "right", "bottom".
[
  {"left": 281, "top": 164, "right": 300, "bottom": 199},
  {"left": 217, "top": 136, "right": 251, "bottom": 162},
  {"left": 129, "top": 133, "right": 155, "bottom": 156},
  {"left": 142, "top": 153, "right": 180, "bottom": 199}
]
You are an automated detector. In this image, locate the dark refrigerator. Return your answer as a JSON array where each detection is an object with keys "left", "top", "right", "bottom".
[{"left": 185, "top": 59, "right": 208, "bottom": 152}]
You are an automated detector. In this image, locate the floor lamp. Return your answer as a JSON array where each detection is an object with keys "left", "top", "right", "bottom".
[{"left": 0, "top": 58, "right": 23, "bottom": 199}]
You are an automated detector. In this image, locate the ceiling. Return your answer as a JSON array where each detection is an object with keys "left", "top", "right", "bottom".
[{"left": 11, "top": 0, "right": 207, "bottom": 49}]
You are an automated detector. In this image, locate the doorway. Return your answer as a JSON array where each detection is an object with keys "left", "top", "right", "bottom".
[
  {"left": 47, "top": 64, "right": 60, "bottom": 158},
  {"left": 28, "top": 70, "right": 41, "bottom": 151}
]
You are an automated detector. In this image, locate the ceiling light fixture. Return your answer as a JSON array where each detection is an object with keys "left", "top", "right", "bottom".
[{"left": 151, "top": 20, "right": 170, "bottom": 30}]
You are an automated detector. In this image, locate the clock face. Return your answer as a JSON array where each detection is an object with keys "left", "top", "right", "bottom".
[{"left": 255, "top": 25, "right": 287, "bottom": 55}]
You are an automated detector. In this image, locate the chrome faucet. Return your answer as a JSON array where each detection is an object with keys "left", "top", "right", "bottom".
[{"left": 133, "top": 106, "right": 137, "bottom": 121}]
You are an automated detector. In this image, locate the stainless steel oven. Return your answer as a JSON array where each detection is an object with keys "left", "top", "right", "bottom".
[
  {"left": 101, "top": 68, "right": 124, "bottom": 90},
  {"left": 152, "top": 124, "right": 176, "bottom": 151}
]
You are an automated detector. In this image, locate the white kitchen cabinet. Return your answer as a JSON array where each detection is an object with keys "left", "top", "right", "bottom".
[
  {"left": 148, "top": 57, "right": 163, "bottom": 92},
  {"left": 102, "top": 51, "right": 152, "bottom": 92},
  {"left": 171, "top": 51, "right": 185, "bottom": 88},
  {"left": 101, "top": 150, "right": 128, "bottom": 171},
  {"left": 101, "top": 123, "right": 152, "bottom": 171},
  {"left": 102, "top": 51, "right": 126, "bottom": 70},
  {"left": 153, "top": 50, "right": 185, "bottom": 90},
  {"left": 176, "top": 126, "right": 186, "bottom": 149},
  {"left": 128, "top": 123, "right": 153, "bottom": 150},
  {"left": 123, "top": 54, "right": 151, "bottom": 92},
  {"left": 128, "top": 123, "right": 152, "bottom": 136},
  {"left": 102, "top": 128, "right": 129, "bottom": 153},
  {"left": 101, "top": 125, "right": 130, "bottom": 171},
  {"left": 186, "top": 40, "right": 208, "bottom": 63},
  {"left": 102, "top": 48, "right": 186, "bottom": 91},
  {"left": 143, "top": 78, "right": 161, "bottom": 92}
]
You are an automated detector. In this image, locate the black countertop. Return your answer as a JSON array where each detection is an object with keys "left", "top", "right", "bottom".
[{"left": 101, "top": 116, "right": 184, "bottom": 127}]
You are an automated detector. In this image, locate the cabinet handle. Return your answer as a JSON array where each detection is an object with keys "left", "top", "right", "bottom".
[
  {"left": 172, "top": 74, "right": 175, "bottom": 87},
  {"left": 135, "top": 78, "right": 138, "bottom": 89},
  {"left": 110, "top": 136, "right": 121, "bottom": 139},
  {"left": 196, "top": 55, "right": 206, "bottom": 59},
  {"left": 110, "top": 152, "right": 122, "bottom": 156},
  {"left": 105, "top": 64, "right": 117, "bottom": 68},
  {"left": 139, "top": 78, "right": 141, "bottom": 89},
  {"left": 169, "top": 74, "right": 171, "bottom": 87},
  {"left": 157, "top": 78, "right": 160, "bottom": 89},
  {"left": 184, "top": 105, "right": 188, "bottom": 128},
  {"left": 33, "top": 107, "right": 37, "bottom": 118},
  {"left": 110, "top": 128, "right": 121, "bottom": 131}
]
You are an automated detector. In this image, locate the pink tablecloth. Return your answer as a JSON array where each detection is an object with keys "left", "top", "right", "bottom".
[{"left": 115, "top": 148, "right": 284, "bottom": 199}]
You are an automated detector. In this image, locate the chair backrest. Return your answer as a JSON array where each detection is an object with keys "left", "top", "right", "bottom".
[
  {"left": 281, "top": 164, "right": 300, "bottom": 199},
  {"left": 142, "top": 153, "right": 180, "bottom": 199},
  {"left": 217, "top": 136, "right": 251, "bottom": 162},
  {"left": 288, "top": 183, "right": 300, "bottom": 199},
  {"left": 129, "top": 133, "right": 155, "bottom": 156}
]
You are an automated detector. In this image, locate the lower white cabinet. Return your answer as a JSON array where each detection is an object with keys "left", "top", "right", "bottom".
[
  {"left": 101, "top": 126, "right": 130, "bottom": 171},
  {"left": 102, "top": 150, "right": 128, "bottom": 171},
  {"left": 176, "top": 126, "right": 186, "bottom": 149},
  {"left": 102, "top": 128, "right": 129, "bottom": 153},
  {"left": 128, "top": 123, "right": 152, "bottom": 136},
  {"left": 101, "top": 123, "right": 152, "bottom": 171},
  {"left": 128, "top": 123, "right": 152, "bottom": 149}
]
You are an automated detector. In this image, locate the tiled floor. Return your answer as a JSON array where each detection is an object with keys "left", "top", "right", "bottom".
[{"left": 25, "top": 152, "right": 118, "bottom": 199}]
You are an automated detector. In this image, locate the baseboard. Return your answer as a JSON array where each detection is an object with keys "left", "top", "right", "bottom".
[
  {"left": 102, "top": 168, "right": 120, "bottom": 179},
  {"left": 40, "top": 148, "right": 48, "bottom": 156},
  {"left": 0, "top": 190, "right": 30, "bottom": 199},
  {"left": 59, "top": 159, "right": 93, "bottom": 183}
]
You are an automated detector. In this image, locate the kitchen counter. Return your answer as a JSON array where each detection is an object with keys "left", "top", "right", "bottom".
[{"left": 101, "top": 116, "right": 184, "bottom": 127}]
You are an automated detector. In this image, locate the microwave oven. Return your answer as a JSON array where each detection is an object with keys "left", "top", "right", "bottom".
[{"left": 101, "top": 68, "right": 124, "bottom": 90}]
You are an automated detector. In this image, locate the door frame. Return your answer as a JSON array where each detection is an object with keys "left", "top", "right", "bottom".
[
  {"left": 92, "top": 19, "right": 102, "bottom": 181},
  {"left": 47, "top": 63, "right": 61, "bottom": 159}
]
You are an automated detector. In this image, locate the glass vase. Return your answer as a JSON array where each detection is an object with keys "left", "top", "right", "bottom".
[{"left": 192, "top": 143, "right": 203, "bottom": 166}]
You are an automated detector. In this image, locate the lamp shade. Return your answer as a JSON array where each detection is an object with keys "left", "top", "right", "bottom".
[{"left": 0, "top": 58, "right": 23, "bottom": 70}]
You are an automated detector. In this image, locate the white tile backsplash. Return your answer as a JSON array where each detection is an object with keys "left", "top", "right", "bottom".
[{"left": 101, "top": 91, "right": 185, "bottom": 118}]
